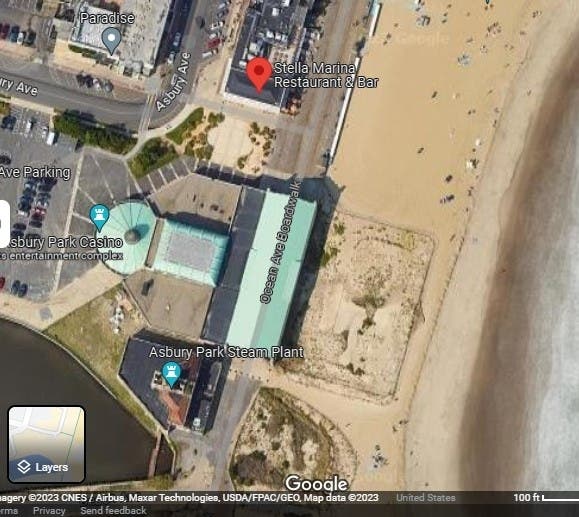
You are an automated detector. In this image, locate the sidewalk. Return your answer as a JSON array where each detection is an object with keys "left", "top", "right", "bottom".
[{"left": 0, "top": 264, "right": 121, "bottom": 331}]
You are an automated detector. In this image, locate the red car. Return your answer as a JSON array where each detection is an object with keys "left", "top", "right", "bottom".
[
  {"left": 0, "top": 24, "right": 10, "bottom": 40},
  {"left": 207, "top": 38, "right": 221, "bottom": 50},
  {"left": 0, "top": 276, "right": 5, "bottom": 290}
]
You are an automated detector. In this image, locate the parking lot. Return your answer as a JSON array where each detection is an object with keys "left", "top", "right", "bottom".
[
  {"left": 64, "top": 150, "right": 144, "bottom": 284},
  {"left": 0, "top": 106, "right": 79, "bottom": 301},
  {"left": 0, "top": 4, "right": 52, "bottom": 51}
]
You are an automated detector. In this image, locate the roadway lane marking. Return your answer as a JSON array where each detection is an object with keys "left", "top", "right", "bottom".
[
  {"left": 90, "top": 155, "right": 116, "bottom": 204},
  {"left": 53, "top": 152, "right": 84, "bottom": 295},
  {"left": 71, "top": 212, "right": 93, "bottom": 224},
  {"left": 77, "top": 187, "right": 97, "bottom": 206}
]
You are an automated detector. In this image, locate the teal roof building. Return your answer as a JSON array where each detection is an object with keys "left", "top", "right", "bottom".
[
  {"left": 225, "top": 191, "right": 316, "bottom": 353},
  {"left": 152, "top": 220, "right": 229, "bottom": 287},
  {"left": 99, "top": 201, "right": 157, "bottom": 276}
]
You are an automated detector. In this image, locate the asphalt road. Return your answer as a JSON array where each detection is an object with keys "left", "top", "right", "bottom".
[
  {"left": 0, "top": 0, "right": 217, "bottom": 131},
  {"left": 0, "top": 64, "right": 146, "bottom": 130},
  {"left": 149, "top": 0, "right": 216, "bottom": 129}
]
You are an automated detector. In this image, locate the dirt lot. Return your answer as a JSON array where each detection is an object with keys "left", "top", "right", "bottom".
[
  {"left": 282, "top": 210, "right": 434, "bottom": 404},
  {"left": 229, "top": 388, "right": 356, "bottom": 490}
]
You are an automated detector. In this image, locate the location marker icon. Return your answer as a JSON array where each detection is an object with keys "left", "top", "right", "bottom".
[
  {"left": 89, "top": 204, "right": 110, "bottom": 233},
  {"left": 102, "top": 27, "right": 122, "bottom": 56},
  {"left": 162, "top": 361, "right": 182, "bottom": 389},
  {"left": 246, "top": 57, "right": 272, "bottom": 93}
]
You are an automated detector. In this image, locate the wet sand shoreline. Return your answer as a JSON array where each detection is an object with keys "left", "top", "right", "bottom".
[
  {"left": 460, "top": 33, "right": 579, "bottom": 489},
  {"left": 405, "top": 0, "right": 579, "bottom": 490}
]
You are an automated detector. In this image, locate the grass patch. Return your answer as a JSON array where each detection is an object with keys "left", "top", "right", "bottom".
[
  {"left": 0, "top": 100, "right": 10, "bottom": 116},
  {"left": 54, "top": 112, "right": 136, "bottom": 155},
  {"left": 320, "top": 245, "right": 339, "bottom": 267},
  {"left": 166, "top": 107, "right": 205, "bottom": 145},
  {"left": 128, "top": 138, "right": 178, "bottom": 178},
  {"left": 45, "top": 286, "right": 157, "bottom": 436}
]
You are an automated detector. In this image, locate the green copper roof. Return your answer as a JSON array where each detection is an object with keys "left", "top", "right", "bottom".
[
  {"left": 99, "top": 202, "right": 157, "bottom": 276},
  {"left": 226, "top": 190, "right": 316, "bottom": 353},
  {"left": 151, "top": 220, "right": 229, "bottom": 287}
]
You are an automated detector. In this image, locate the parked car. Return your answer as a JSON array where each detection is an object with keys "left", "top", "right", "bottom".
[
  {"left": 0, "top": 24, "right": 10, "bottom": 40},
  {"left": 24, "top": 31, "right": 36, "bottom": 47},
  {"left": 16, "top": 31, "right": 25, "bottom": 45},
  {"left": 0, "top": 154, "right": 10, "bottom": 164},
  {"left": 172, "top": 32, "right": 182, "bottom": 49},
  {"left": 167, "top": 51, "right": 176, "bottom": 64},
  {"left": 36, "top": 198, "right": 49, "bottom": 210},
  {"left": 29, "top": 219, "right": 42, "bottom": 229},
  {"left": 17, "top": 202, "right": 30, "bottom": 216},
  {"left": 209, "top": 21, "right": 224, "bottom": 31},
  {"left": 17, "top": 283, "right": 27, "bottom": 298},
  {"left": 1, "top": 115, "right": 16, "bottom": 131},
  {"left": 0, "top": 276, "right": 5, "bottom": 289},
  {"left": 8, "top": 26, "right": 19, "bottom": 43},
  {"left": 10, "top": 280, "right": 20, "bottom": 295},
  {"left": 10, "top": 229, "right": 23, "bottom": 239},
  {"left": 38, "top": 183, "right": 52, "bottom": 193},
  {"left": 103, "top": 80, "right": 113, "bottom": 93},
  {"left": 13, "top": 223, "right": 26, "bottom": 231},
  {"left": 207, "top": 37, "right": 221, "bottom": 50}
]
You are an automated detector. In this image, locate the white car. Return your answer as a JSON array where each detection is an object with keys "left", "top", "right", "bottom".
[
  {"left": 16, "top": 31, "right": 25, "bottom": 45},
  {"left": 167, "top": 51, "right": 176, "bottom": 64},
  {"left": 209, "top": 21, "right": 224, "bottom": 31},
  {"left": 172, "top": 32, "right": 182, "bottom": 49}
]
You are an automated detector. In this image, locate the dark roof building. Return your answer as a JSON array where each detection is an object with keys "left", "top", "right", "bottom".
[
  {"left": 120, "top": 334, "right": 228, "bottom": 433},
  {"left": 202, "top": 187, "right": 265, "bottom": 343},
  {"left": 224, "top": 0, "right": 309, "bottom": 110}
]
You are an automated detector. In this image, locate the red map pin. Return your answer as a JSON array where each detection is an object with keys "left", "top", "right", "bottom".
[{"left": 246, "top": 57, "right": 272, "bottom": 93}]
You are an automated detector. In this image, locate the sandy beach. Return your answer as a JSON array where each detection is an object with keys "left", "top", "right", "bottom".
[
  {"left": 406, "top": 1, "right": 579, "bottom": 490},
  {"left": 296, "top": 0, "right": 579, "bottom": 490}
]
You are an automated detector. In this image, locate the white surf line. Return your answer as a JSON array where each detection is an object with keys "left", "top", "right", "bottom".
[{"left": 52, "top": 152, "right": 84, "bottom": 296}]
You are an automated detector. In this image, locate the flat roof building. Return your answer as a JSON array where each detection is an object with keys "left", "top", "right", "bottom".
[
  {"left": 151, "top": 220, "right": 229, "bottom": 287},
  {"left": 117, "top": 0, "right": 173, "bottom": 76},
  {"left": 225, "top": 190, "right": 316, "bottom": 353},
  {"left": 120, "top": 334, "right": 228, "bottom": 432},
  {"left": 69, "top": 0, "right": 172, "bottom": 76},
  {"left": 224, "top": 0, "right": 309, "bottom": 110},
  {"left": 70, "top": 2, "right": 117, "bottom": 53}
]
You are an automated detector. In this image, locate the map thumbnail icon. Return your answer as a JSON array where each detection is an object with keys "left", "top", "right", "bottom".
[
  {"left": 102, "top": 27, "right": 122, "bottom": 55},
  {"left": 90, "top": 204, "right": 110, "bottom": 232},
  {"left": 8, "top": 406, "right": 85, "bottom": 484}
]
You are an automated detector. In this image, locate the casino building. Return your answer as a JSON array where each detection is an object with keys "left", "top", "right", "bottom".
[
  {"left": 103, "top": 175, "right": 316, "bottom": 357},
  {"left": 112, "top": 173, "right": 317, "bottom": 433}
]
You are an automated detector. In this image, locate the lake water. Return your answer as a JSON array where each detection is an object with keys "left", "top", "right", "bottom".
[{"left": 0, "top": 319, "right": 159, "bottom": 491}]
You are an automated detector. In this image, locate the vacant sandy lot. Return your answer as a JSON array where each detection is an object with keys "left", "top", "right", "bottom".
[{"left": 283, "top": 211, "right": 433, "bottom": 403}]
